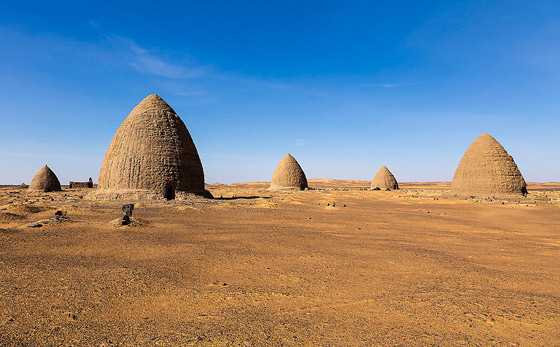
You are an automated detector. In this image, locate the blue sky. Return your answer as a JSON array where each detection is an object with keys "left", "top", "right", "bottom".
[{"left": 1, "top": 1, "right": 559, "bottom": 184}]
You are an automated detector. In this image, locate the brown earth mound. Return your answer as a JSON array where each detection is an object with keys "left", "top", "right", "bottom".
[
  {"left": 93, "top": 94, "right": 210, "bottom": 200},
  {"left": 28, "top": 165, "right": 62, "bottom": 192},
  {"left": 0, "top": 212, "right": 25, "bottom": 222},
  {"left": 371, "top": 166, "right": 399, "bottom": 190},
  {"left": 451, "top": 133, "right": 527, "bottom": 196},
  {"left": 269, "top": 154, "right": 308, "bottom": 191}
]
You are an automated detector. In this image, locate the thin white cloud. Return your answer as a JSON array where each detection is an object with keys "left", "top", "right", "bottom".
[
  {"left": 86, "top": 21, "right": 359, "bottom": 102},
  {"left": 295, "top": 139, "right": 308, "bottom": 146},
  {"left": 90, "top": 20, "right": 205, "bottom": 79}
]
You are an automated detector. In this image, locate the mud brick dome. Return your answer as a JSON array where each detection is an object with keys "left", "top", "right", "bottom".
[
  {"left": 451, "top": 133, "right": 527, "bottom": 196},
  {"left": 96, "top": 94, "right": 207, "bottom": 199},
  {"left": 269, "top": 154, "right": 308, "bottom": 191},
  {"left": 29, "top": 165, "right": 62, "bottom": 192},
  {"left": 371, "top": 166, "right": 398, "bottom": 190}
]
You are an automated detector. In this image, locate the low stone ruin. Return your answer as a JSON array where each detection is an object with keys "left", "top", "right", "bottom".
[{"left": 69, "top": 178, "right": 93, "bottom": 188}]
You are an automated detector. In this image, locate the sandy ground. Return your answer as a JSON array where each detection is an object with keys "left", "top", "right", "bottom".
[{"left": 0, "top": 180, "right": 559, "bottom": 346}]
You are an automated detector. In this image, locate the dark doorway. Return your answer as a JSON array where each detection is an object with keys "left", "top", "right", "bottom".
[{"left": 165, "top": 185, "right": 175, "bottom": 200}]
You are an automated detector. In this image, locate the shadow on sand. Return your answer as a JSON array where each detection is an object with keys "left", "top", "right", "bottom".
[{"left": 214, "top": 196, "right": 271, "bottom": 201}]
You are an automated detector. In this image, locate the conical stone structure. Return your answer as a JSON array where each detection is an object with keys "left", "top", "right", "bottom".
[
  {"left": 269, "top": 154, "right": 308, "bottom": 191},
  {"left": 29, "top": 165, "right": 62, "bottom": 192},
  {"left": 93, "top": 94, "right": 210, "bottom": 200},
  {"left": 371, "top": 166, "right": 398, "bottom": 190},
  {"left": 451, "top": 133, "right": 527, "bottom": 196}
]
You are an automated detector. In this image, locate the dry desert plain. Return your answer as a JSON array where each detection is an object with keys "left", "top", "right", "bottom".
[{"left": 0, "top": 180, "right": 559, "bottom": 346}]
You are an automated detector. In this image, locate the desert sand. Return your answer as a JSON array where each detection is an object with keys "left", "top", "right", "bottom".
[{"left": 0, "top": 180, "right": 559, "bottom": 345}]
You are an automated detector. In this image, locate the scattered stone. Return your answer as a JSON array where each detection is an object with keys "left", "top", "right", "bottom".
[
  {"left": 27, "top": 212, "right": 70, "bottom": 228},
  {"left": 109, "top": 216, "right": 143, "bottom": 227},
  {"left": 121, "top": 215, "right": 131, "bottom": 225},
  {"left": 54, "top": 210, "right": 67, "bottom": 218}
]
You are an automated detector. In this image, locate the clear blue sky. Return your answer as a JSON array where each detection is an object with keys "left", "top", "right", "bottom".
[{"left": 1, "top": 1, "right": 559, "bottom": 184}]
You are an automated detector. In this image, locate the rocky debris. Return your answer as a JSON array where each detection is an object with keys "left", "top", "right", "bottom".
[
  {"left": 54, "top": 210, "right": 67, "bottom": 220},
  {"left": 27, "top": 211, "right": 69, "bottom": 228},
  {"left": 109, "top": 216, "right": 143, "bottom": 227},
  {"left": 116, "top": 204, "right": 135, "bottom": 225}
]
